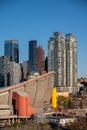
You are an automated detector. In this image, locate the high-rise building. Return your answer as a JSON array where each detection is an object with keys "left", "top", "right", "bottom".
[
  {"left": 48, "top": 32, "right": 66, "bottom": 87},
  {"left": 4, "top": 40, "right": 19, "bottom": 63},
  {"left": 48, "top": 36, "right": 55, "bottom": 72},
  {"left": 10, "top": 62, "right": 21, "bottom": 86},
  {"left": 48, "top": 32, "right": 78, "bottom": 92},
  {"left": 28, "top": 40, "right": 38, "bottom": 72},
  {"left": 37, "top": 45, "right": 45, "bottom": 74},
  {"left": 0, "top": 56, "right": 10, "bottom": 87},
  {"left": 65, "top": 34, "right": 77, "bottom": 86}
]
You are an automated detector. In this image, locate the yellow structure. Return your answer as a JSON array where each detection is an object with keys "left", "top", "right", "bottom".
[
  {"left": 51, "top": 87, "right": 57, "bottom": 108},
  {"left": 51, "top": 88, "right": 69, "bottom": 108}
]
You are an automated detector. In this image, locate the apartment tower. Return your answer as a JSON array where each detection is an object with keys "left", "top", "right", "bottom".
[
  {"left": 48, "top": 32, "right": 66, "bottom": 88},
  {"left": 48, "top": 32, "right": 78, "bottom": 92},
  {"left": 65, "top": 34, "right": 77, "bottom": 86}
]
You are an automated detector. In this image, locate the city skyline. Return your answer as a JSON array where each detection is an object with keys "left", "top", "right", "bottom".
[{"left": 0, "top": 0, "right": 87, "bottom": 77}]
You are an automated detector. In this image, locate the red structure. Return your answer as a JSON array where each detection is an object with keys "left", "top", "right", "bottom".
[
  {"left": 12, "top": 92, "right": 35, "bottom": 117},
  {"left": 37, "top": 45, "right": 45, "bottom": 74}
]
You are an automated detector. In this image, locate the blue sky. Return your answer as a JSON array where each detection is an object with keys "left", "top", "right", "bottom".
[{"left": 0, "top": 0, "right": 87, "bottom": 77}]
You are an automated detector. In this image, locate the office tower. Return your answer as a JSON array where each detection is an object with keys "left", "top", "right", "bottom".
[
  {"left": 0, "top": 56, "right": 10, "bottom": 87},
  {"left": 10, "top": 62, "right": 21, "bottom": 86},
  {"left": 48, "top": 32, "right": 66, "bottom": 87},
  {"left": 65, "top": 34, "right": 77, "bottom": 86},
  {"left": 28, "top": 40, "right": 38, "bottom": 72},
  {"left": 4, "top": 40, "right": 19, "bottom": 63},
  {"left": 37, "top": 45, "right": 45, "bottom": 74}
]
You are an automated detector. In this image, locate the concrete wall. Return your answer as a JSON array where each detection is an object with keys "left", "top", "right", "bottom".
[
  {"left": 0, "top": 92, "right": 9, "bottom": 105},
  {"left": 0, "top": 72, "right": 55, "bottom": 114},
  {"left": 0, "top": 105, "right": 10, "bottom": 116}
]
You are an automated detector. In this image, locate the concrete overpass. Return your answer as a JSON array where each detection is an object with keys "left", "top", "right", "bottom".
[{"left": 0, "top": 72, "right": 55, "bottom": 117}]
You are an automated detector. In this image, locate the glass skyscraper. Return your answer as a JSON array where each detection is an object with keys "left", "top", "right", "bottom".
[
  {"left": 28, "top": 40, "right": 38, "bottom": 72},
  {"left": 4, "top": 40, "right": 19, "bottom": 63}
]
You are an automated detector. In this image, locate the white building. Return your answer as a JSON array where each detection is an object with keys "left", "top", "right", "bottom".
[
  {"left": 65, "top": 34, "right": 77, "bottom": 87},
  {"left": 48, "top": 32, "right": 78, "bottom": 92},
  {"left": 10, "top": 62, "right": 21, "bottom": 86},
  {"left": 48, "top": 36, "right": 55, "bottom": 71},
  {"left": 48, "top": 32, "right": 66, "bottom": 88}
]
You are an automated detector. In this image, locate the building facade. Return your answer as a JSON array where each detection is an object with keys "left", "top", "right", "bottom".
[
  {"left": 48, "top": 32, "right": 77, "bottom": 91},
  {"left": 0, "top": 56, "right": 10, "bottom": 87},
  {"left": 28, "top": 40, "right": 38, "bottom": 72},
  {"left": 48, "top": 32, "right": 66, "bottom": 88},
  {"left": 65, "top": 34, "right": 77, "bottom": 86},
  {"left": 37, "top": 45, "right": 45, "bottom": 74},
  {"left": 48, "top": 36, "right": 55, "bottom": 72},
  {"left": 4, "top": 40, "right": 19, "bottom": 63},
  {"left": 10, "top": 62, "right": 21, "bottom": 86}
]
